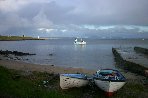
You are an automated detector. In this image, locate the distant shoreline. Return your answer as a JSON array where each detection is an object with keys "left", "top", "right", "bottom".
[
  {"left": 1, "top": 35, "right": 148, "bottom": 41},
  {"left": 0, "top": 35, "right": 45, "bottom": 41}
]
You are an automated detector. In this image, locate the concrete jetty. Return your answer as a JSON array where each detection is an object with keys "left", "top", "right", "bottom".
[
  {"left": 116, "top": 47, "right": 148, "bottom": 68},
  {"left": 112, "top": 47, "right": 148, "bottom": 76}
]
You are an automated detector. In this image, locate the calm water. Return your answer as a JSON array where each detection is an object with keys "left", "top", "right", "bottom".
[{"left": 0, "top": 38, "right": 148, "bottom": 70}]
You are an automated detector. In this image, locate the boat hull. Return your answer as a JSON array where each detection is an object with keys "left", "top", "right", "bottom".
[
  {"left": 74, "top": 42, "right": 86, "bottom": 45},
  {"left": 94, "top": 69, "right": 126, "bottom": 96},
  {"left": 60, "top": 74, "right": 89, "bottom": 89},
  {"left": 94, "top": 79, "right": 125, "bottom": 93}
]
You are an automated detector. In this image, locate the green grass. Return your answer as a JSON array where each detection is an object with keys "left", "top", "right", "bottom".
[
  {"left": 0, "top": 66, "right": 68, "bottom": 98},
  {"left": 0, "top": 66, "right": 147, "bottom": 98}
]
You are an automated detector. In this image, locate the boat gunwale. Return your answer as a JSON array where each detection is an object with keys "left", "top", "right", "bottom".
[
  {"left": 94, "top": 69, "right": 126, "bottom": 82},
  {"left": 60, "top": 74, "right": 88, "bottom": 80},
  {"left": 94, "top": 78, "right": 126, "bottom": 82}
]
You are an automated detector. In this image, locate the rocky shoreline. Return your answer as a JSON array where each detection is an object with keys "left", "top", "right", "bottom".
[{"left": 0, "top": 50, "right": 36, "bottom": 56}]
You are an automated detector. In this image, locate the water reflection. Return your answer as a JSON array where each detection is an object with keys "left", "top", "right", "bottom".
[{"left": 74, "top": 44, "right": 86, "bottom": 51}]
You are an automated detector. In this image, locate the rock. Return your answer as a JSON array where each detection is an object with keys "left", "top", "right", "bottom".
[
  {"left": 145, "top": 70, "right": 148, "bottom": 77},
  {"left": 49, "top": 53, "right": 53, "bottom": 56},
  {"left": 0, "top": 50, "right": 35, "bottom": 56},
  {"left": 12, "top": 74, "right": 21, "bottom": 80},
  {"left": 43, "top": 81, "right": 47, "bottom": 84}
]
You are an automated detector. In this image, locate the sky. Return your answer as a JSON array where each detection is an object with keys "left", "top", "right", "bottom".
[{"left": 0, "top": 0, "right": 148, "bottom": 38}]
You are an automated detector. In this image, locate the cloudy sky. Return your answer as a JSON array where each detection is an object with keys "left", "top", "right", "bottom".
[{"left": 0, "top": 0, "right": 148, "bottom": 38}]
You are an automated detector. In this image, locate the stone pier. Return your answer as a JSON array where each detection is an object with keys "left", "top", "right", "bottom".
[{"left": 112, "top": 48, "right": 148, "bottom": 77}]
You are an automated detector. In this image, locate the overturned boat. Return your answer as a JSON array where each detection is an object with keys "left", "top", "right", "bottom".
[
  {"left": 60, "top": 74, "right": 89, "bottom": 89},
  {"left": 93, "top": 69, "right": 126, "bottom": 96}
]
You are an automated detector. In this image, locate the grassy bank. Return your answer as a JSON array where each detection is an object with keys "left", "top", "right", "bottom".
[
  {"left": 0, "top": 36, "right": 44, "bottom": 41},
  {"left": 0, "top": 66, "right": 148, "bottom": 98}
]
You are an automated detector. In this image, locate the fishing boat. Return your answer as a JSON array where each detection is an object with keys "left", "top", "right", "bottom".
[
  {"left": 93, "top": 69, "right": 126, "bottom": 96},
  {"left": 74, "top": 38, "right": 86, "bottom": 45},
  {"left": 60, "top": 74, "right": 89, "bottom": 89}
]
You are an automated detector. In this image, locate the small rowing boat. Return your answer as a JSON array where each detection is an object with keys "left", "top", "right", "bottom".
[
  {"left": 93, "top": 69, "right": 126, "bottom": 96},
  {"left": 60, "top": 74, "right": 89, "bottom": 89}
]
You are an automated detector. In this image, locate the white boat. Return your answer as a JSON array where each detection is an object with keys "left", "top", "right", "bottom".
[
  {"left": 74, "top": 38, "right": 86, "bottom": 45},
  {"left": 60, "top": 74, "right": 89, "bottom": 89},
  {"left": 93, "top": 69, "right": 126, "bottom": 96}
]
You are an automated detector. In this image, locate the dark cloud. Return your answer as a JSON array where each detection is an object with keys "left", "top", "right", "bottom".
[{"left": 0, "top": 0, "right": 148, "bottom": 38}]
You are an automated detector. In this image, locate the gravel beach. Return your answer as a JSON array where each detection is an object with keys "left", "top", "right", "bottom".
[{"left": 0, "top": 59, "right": 96, "bottom": 75}]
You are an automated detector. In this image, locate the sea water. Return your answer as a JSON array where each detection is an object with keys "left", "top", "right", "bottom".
[{"left": 0, "top": 38, "right": 148, "bottom": 70}]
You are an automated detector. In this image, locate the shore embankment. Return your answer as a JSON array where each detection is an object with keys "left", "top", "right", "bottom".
[{"left": 112, "top": 48, "right": 148, "bottom": 77}]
